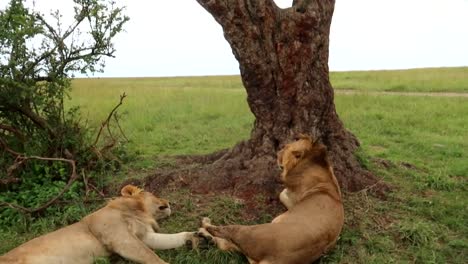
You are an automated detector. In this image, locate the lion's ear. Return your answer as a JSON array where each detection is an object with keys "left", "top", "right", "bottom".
[
  {"left": 121, "top": 185, "right": 142, "bottom": 196},
  {"left": 296, "top": 133, "right": 312, "bottom": 142},
  {"left": 310, "top": 143, "right": 329, "bottom": 167},
  {"left": 291, "top": 150, "right": 304, "bottom": 159}
]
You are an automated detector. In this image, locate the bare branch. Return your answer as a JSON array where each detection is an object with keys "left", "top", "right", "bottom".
[
  {"left": 22, "top": 47, "right": 58, "bottom": 81},
  {"left": 0, "top": 177, "right": 21, "bottom": 186},
  {"left": 0, "top": 137, "right": 20, "bottom": 156},
  {"left": 114, "top": 113, "right": 129, "bottom": 142},
  {"left": 11, "top": 104, "right": 57, "bottom": 138},
  {"left": 88, "top": 183, "right": 105, "bottom": 198},
  {"left": 92, "top": 93, "right": 126, "bottom": 147}
]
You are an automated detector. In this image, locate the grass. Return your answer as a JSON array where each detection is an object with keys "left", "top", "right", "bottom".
[
  {"left": 1, "top": 67, "right": 467, "bottom": 263},
  {"left": 70, "top": 78, "right": 252, "bottom": 162},
  {"left": 333, "top": 94, "right": 467, "bottom": 263},
  {"left": 331, "top": 67, "right": 468, "bottom": 92}
]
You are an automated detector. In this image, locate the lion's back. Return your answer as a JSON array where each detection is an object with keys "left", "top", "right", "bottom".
[{"left": 1, "top": 222, "right": 109, "bottom": 264}]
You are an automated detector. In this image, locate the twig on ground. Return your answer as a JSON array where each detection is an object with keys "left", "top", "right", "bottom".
[
  {"left": 82, "top": 169, "right": 91, "bottom": 198},
  {"left": 88, "top": 183, "right": 106, "bottom": 198}
]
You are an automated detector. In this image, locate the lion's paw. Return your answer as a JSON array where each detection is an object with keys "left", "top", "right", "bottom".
[
  {"left": 197, "top": 228, "right": 216, "bottom": 245},
  {"left": 201, "top": 217, "right": 212, "bottom": 228},
  {"left": 185, "top": 231, "right": 215, "bottom": 250}
]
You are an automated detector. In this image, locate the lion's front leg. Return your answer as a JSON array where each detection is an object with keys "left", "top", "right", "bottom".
[
  {"left": 150, "top": 220, "right": 160, "bottom": 232},
  {"left": 279, "top": 188, "right": 295, "bottom": 210},
  {"left": 98, "top": 223, "right": 168, "bottom": 264},
  {"left": 143, "top": 231, "right": 205, "bottom": 250},
  {"left": 110, "top": 234, "right": 168, "bottom": 264}
]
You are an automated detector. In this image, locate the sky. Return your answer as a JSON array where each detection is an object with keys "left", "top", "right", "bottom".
[{"left": 1, "top": 0, "right": 468, "bottom": 77}]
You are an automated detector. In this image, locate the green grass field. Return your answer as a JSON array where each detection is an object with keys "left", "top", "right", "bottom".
[
  {"left": 1, "top": 67, "right": 467, "bottom": 263},
  {"left": 331, "top": 67, "right": 468, "bottom": 92}
]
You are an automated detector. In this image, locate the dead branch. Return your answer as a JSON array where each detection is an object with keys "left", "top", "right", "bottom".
[
  {"left": 92, "top": 93, "right": 127, "bottom": 147},
  {"left": 88, "top": 183, "right": 106, "bottom": 198},
  {"left": 80, "top": 170, "right": 105, "bottom": 199},
  {"left": 7, "top": 156, "right": 28, "bottom": 177},
  {"left": 0, "top": 177, "right": 21, "bottom": 186},
  {"left": 82, "top": 169, "right": 91, "bottom": 198},
  {"left": 87, "top": 93, "right": 127, "bottom": 168},
  {"left": 0, "top": 137, "right": 20, "bottom": 156},
  {"left": 114, "top": 113, "right": 129, "bottom": 142}
]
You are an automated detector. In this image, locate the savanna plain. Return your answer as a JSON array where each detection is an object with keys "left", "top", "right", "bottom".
[{"left": 0, "top": 67, "right": 467, "bottom": 263}]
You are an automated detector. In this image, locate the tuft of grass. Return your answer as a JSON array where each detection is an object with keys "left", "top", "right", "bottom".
[{"left": 396, "top": 220, "right": 437, "bottom": 247}]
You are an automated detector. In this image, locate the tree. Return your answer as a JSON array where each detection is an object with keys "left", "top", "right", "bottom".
[
  {"left": 0, "top": 0, "right": 128, "bottom": 214},
  {"left": 192, "top": 0, "right": 383, "bottom": 193},
  {"left": 0, "top": 0, "right": 128, "bottom": 158}
]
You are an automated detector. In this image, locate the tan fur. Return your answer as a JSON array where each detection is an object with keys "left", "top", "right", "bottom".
[
  {"left": 0, "top": 185, "right": 200, "bottom": 264},
  {"left": 199, "top": 136, "right": 344, "bottom": 264}
]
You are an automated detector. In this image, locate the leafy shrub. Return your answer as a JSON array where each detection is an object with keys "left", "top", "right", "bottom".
[{"left": 0, "top": 0, "right": 128, "bottom": 225}]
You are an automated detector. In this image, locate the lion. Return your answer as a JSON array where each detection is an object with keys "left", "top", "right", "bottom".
[
  {"left": 198, "top": 135, "right": 344, "bottom": 264},
  {"left": 0, "top": 184, "right": 203, "bottom": 264}
]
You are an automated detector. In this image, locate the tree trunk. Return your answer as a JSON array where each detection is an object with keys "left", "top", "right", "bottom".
[{"left": 192, "top": 0, "right": 383, "bottom": 194}]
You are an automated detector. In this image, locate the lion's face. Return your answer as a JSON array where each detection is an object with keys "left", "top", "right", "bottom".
[
  {"left": 121, "top": 185, "right": 171, "bottom": 220},
  {"left": 277, "top": 136, "right": 313, "bottom": 182},
  {"left": 143, "top": 192, "right": 171, "bottom": 220}
]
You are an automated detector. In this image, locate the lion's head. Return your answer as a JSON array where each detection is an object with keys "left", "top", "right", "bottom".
[
  {"left": 277, "top": 135, "right": 329, "bottom": 183},
  {"left": 120, "top": 184, "right": 171, "bottom": 220}
]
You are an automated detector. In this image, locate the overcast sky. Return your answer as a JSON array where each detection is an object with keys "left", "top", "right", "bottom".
[{"left": 2, "top": 0, "right": 468, "bottom": 77}]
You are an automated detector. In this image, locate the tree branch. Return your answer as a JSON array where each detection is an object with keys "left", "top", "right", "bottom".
[
  {"left": 92, "top": 92, "right": 126, "bottom": 147},
  {"left": 33, "top": 76, "right": 54, "bottom": 82},
  {"left": 0, "top": 123, "right": 25, "bottom": 141},
  {"left": 0, "top": 177, "right": 21, "bottom": 186},
  {"left": 22, "top": 47, "right": 58, "bottom": 81},
  {"left": 196, "top": 0, "right": 278, "bottom": 25},
  {"left": 291, "top": 0, "right": 335, "bottom": 16},
  {"left": 11, "top": 104, "right": 57, "bottom": 138}
]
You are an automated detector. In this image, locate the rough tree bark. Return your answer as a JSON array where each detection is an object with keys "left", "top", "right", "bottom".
[{"left": 183, "top": 0, "right": 383, "bottom": 195}]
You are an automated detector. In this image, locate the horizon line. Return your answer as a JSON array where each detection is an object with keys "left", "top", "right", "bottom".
[{"left": 72, "top": 66, "right": 468, "bottom": 79}]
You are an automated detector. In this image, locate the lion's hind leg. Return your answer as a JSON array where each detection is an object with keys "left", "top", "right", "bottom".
[
  {"left": 198, "top": 227, "right": 240, "bottom": 251},
  {"left": 197, "top": 217, "right": 241, "bottom": 252}
]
